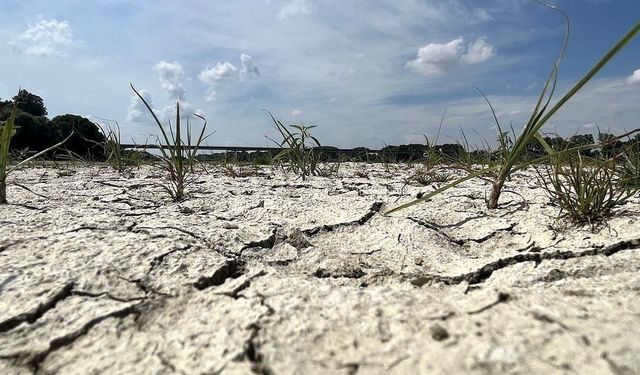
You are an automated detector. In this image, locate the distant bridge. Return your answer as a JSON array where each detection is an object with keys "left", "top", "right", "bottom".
[{"left": 119, "top": 144, "right": 383, "bottom": 154}]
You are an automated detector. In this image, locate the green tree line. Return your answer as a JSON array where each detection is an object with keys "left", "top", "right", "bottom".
[{"left": 0, "top": 89, "right": 105, "bottom": 160}]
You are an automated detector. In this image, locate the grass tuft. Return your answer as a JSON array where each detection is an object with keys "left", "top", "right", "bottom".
[
  {"left": 265, "top": 111, "right": 322, "bottom": 180},
  {"left": 538, "top": 151, "right": 636, "bottom": 224},
  {"left": 131, "top": 84, "right": 209, "bottom": 202}
]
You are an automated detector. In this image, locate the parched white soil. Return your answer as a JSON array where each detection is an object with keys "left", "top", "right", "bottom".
[{"left": 1, "top": 163, "right": 639, "bottom": 374}]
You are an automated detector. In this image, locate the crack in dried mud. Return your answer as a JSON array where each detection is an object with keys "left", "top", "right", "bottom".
[
  {"left": 243, "top": 294, "right": 276, "bottom": 375},
  {"left": 217, "top": 270, "right": 267, "bottom": 299},
  {"left": 148, "top": 244, "right": 193, "bottom": 273},
  {"left": 411, "top": 237, "right": 640, "bottom": 287},
  {"left": 408, "top": 216, "right": 517, "bottom": 245},
  {"left": 303, "top": 201, "right": 383, "bottom": 236},
  {"left": 193, "top": 259, "right": 246, "bottom": 291},
  {"left": 71, "top": 290, "right": 147, "bottom": 303},
  {"left": 242, "top": 228, "right": 279, "bottom": 251},
  {"left": 0, "top": 283, "right": 74, "bottom": 333},
  {"left": 2, "top": 303, "right": 142, "bottom": 373}
]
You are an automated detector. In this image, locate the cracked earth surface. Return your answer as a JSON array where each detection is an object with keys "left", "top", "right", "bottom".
[{"left": 1, "top": 163, "right": 639, "bottom": 374}]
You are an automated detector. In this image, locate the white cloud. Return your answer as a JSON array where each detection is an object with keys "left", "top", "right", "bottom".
[
  {"left": 198, "top": 62, "right": 239, "bottom": 101},
  {"left": 160, "top": 102, "right": 203, "bottom": 121},
  {"left": 406, "top": 37, "right": 495, "bottom": 76},
  {"left": 627, "top": 68, "right": 640, "bottom": 84},
  {"left": 199, "top": 62, "right": 239, "bottom": 83},
  {"left": 126, "top": 90, "right": 155, "bottom": 123},
  {"left": 240, "top": 54, "right": 260, "bottom": 79},
  {"left": 278, "top": 0, "right": 315, "bottom": 20},
  {"left": 155, "top": 61, "right": 186, "bottom": 101},
  {"left": 405, "top": 38, "right": 464, "bottom": 76},
  {"left": 292, "top": 109, "right": 302, "bottom": 116},
  {"left": 128, "top": 62, "right": 202, "bottom": 124},
  {"left": 127, "top": 89, "right": 203, "bottom": 125},
  {"left": 155, "top": 61, "right": 203, "bottom": 118},
  {"left": 9, "top": 19, "right": 74, "bottom": 57},
  {"left": 199, "top": 54, "right": 260, "bottom": 100},
  {"left": 461, "top": 37, "right": 495, "bottom": 64},
  {"left": 475, "top": 8, "right": 492, "bottom": 22}
]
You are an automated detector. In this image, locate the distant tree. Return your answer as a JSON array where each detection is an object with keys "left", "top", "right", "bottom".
[
  {"left": 380, "top": 144, "right": 427, "bottom": 162},
  {"left": 12, "top": 89, "right": 47, "bottom": 117},
  {"left": 0, "top": 99, "right": 14, "bottom": 120},
  {"left": 598, "top": 132, "right": 623, "bottom": 157},
  {"left": 545, "top": 136, "right": 567, "bottom": 151},
  {"left": 9, "top": 112, "right": 61, "bottom": 153},
  {"left": 624, "top": 133, "right": 640, "bottom": 153},
  {"left": 50, "top": 114, "right": 106, "bottom": 159},
  {"left": 435, "top": 143, "right": 465, "bottom": 159},
  {"left": 318, "top": 145, "right": 339, "bottom": 161},
  {"left": 352, "top": 147, "right": 371, "bottom": 162},
  {"left": 568, "top": 134, "right": 595, "bottom": 156},
  {"left": 568, "top": 134, "right": 594, "bottom": 147}
]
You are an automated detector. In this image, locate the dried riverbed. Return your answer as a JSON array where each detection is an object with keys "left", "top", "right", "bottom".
[{"left": 1, "top": 163, "right": 639, "bottom": 374}]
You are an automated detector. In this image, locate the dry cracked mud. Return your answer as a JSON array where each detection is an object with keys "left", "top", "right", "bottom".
[{"left": 1, "top": 163, "right": 639, "bottom": 374}]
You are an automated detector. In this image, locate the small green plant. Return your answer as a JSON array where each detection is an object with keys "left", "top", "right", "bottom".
[
  {"left": 418, "top": 108, "right": 445, "bottom": 172},
  {"left": 223, "top": 162, "right": 257, "bottom": 178},
  {"left": 93, "top": 119, "right": 142, "bottom": 173},
  {"left": 538, "top": 151, "right": 635, "bottom": 224},
  {"left": 409, "top": 166, "right": 451, "bottom": 186},
  {"left": 265, "top": 111, "right": 321, "bottom": 180},
  {"left": 386, "top": 5, "right": 640, "bottom": 215},
  {"left": 0, "top": 95, "right": 71, "bottom": 204},
  {"left": 251, "top": 151, "right": 273, "bottom": 166},
  {"left": 131, "top": 84, "right": 209, "bottom": 202},
  {"left": 618, "top": 137, "right": 640, "bottom": 188},
  {"left": 354, "top": 166, "right": 369, "bottom": 178}
]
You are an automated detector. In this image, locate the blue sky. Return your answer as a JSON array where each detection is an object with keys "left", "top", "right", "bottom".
[{"left": 0, "top": 0, "right": 639, "bottom": 148}]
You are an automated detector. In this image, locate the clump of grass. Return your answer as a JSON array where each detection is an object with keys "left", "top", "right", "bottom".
[
  {"left": 94, "top": 118, "right": 143, "bottom": 173},
  {"left": 538, "top": 151, "right": 636, "bottom": 224},
  {"left": 316, "top": 160, "right": 342, "bottom": 178},
  {"left": 131, "top": 84, "right": 208, "bottom": 202},
  {"left": 265, "top": 111, "right": 321, "bottom": 180},
  {"left": 251, "top": 152, "right": 273, "bottom": 166},
  {"left": 386, "top": 5, "right": 640, "bottom": 215},
  {"left": 0, "top": 93, "right": 71, "bottom": 203},
  {"left": 618, "top": 137, "right": 640, "bottom": 188},
  {"left": 223, "top": 163, "right": 257, "bottom": 178},
  {"left": 421, "top": 108, "right": 445, "bottom": 169},
  {"left": 409, "top": 166, "right": 451, "bottom": 186},
  {"left": 353, "top": 166, "right": 369, "bottom": 178}
]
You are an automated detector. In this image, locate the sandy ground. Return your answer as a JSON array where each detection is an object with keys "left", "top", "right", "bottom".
[{"left": 1, "top": 162, "right": 639, "bottom": 374}]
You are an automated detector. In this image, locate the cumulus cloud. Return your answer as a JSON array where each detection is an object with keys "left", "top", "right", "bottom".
[
  {"left": 199, "top": 62, "right": 239, "bottom": 101},
  {"left": 627, "top": 68, "right": 640, "bottom": 84},
  {"left": 240, "top": 54, "right": 260, "bottom": 79},
  {"left": 126, "top": 90, "right": 155, "bottom": 123},
  {"left": 406, "top": 38, "right": 464, "bottom": 76},
  {"left": 9, "top": 19, "right": 74, "bottom": 57},
  {"left": 461, "top": 37, "right": 495, "bottom": 64},
  {"left": 159, "top": 101, "right": 203, "bottom": 120},
  {"left": 128, "top": 61, "right": 202, "bottom": 124},
  {"left": 199, "top": 62, "right": 239, "bottom": 83},
  {"left": 155, "top": 61, "right": 186, "bottom": 101},
  {"left": 199, "top": 54, "right": 260, "bottom": 101},
  {"left": 278, "top": 0, "right": 315, "bottom": 20},
  {"left": 406, "top": 37, "right": 495, "bottom": 76},
  {"left": 292, "top": 109, "right": 302, "bottom": 116}
]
